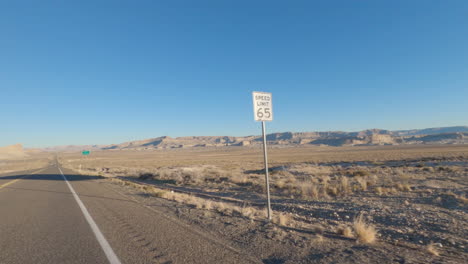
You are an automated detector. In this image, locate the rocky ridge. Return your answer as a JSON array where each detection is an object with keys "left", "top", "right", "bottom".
[{"left": 98, "top": 126, "right": 468, "bottom": 150}]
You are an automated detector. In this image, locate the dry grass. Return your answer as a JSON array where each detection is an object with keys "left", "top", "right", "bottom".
[
  {"left": 151, "top": 189, "right": 168, "bottom": 198},
  {"left": 62, "top": 161, "right": 251, "bottom": 187},
  {"left": 272, "top": 170, "right": 295, "bottom": 179},
  {"left": 273, "top": 213, "right": 292, "bottom": 226},
  {"left": 375, "top": 186, "right": 383, "bottom": 195},
  {"left": 351, "top": 169, "right": 370, "bottom": 177},
  {"left": 426, "top": 243, "right": 440, "bottom": 256},
  {"left": 327, "top": 186, "right": 338, "bottom": 196},
  {"left": 57, "top": 145, "right": 468, "bottom": 207},
  {"left": 313, "top": 234, "right": 324, "bottom": 243},
  {"left": 357, "top": 177, "right": 368, "bottom": 191},
  {"left": 203, "top": 200, "right": 213, "bottom": 210},
  {"left": 320, "top": 175, "right": 331, "bottom": 186},
  {"left": 398, "top": 172, "right": 411, "bottom": 182},
  {"left": 388, "top": 187, "right": 398, "bottom": 194},
  {"left": 274, "top": 178, "right": 286, "bottom": 189},
  {"left": 338, "top": 226, "right": 354, "bottom": 238},
  {"left": 458, "top": 195, "right": 468, "bottom": 205},
  {"left": 338, "top": 176, "right": 351, "bottom": 195},
  {"left": 58, "top": 145, "right": 468, "bottom": 179},
  {"left": 374, "top": 186, "right": 399, "bottom": 196},
  {"left": 395, "top": 183, "right": 412, "bottom": 192},
  {"left": 108, "top": 177, "right": 268, "bottom": 220},
  {"left": 230, "top": 173, "right": 249, "bottom": 185},
  {"left": 301, "top": 183, "right": 319, "bottom": 199},
  {"left": 443, "top": 192, "right": 468, "bottom": 205},
  {"left": 54, "top": 145, "right": 468, "bottom": 263},
  {"left": 288, "top": 164, "right": 333, "bottom": 177},
  {"left": 240, "top": 206, "right": 256, "bottom": 219},
  {"left": 353, "top": 214, "right": 377, "bottom": 244},
  {"left": 59, "top": 146, "right": 466, "bottom": 244}
]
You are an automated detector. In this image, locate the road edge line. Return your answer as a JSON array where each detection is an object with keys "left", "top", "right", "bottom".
[
  {"left": 58, "top": 167, "right": 121, "bottom": 264},
  {"left": 102, "top": 178, "right": 260, "bottom": 263}
]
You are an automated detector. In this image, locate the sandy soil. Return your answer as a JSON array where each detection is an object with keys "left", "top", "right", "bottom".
[{"left": 0, "top": 153, "right": 53, "bottom": 174}]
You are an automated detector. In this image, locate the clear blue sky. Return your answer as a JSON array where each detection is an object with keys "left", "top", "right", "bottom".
[{"left": 1, "top": 1, "right": 467, "bottom": 148}]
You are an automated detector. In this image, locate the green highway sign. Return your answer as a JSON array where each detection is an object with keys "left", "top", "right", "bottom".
[{"left": 82, "top": 151, "right": 90, "bottom": 155}]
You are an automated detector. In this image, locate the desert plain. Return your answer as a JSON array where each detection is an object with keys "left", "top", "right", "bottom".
[
  {"left": 44, "top": 144, "right": 466, "bottom": 263},
  {"left": 1, "top": 143, "right": 467, "bottom": 263}
]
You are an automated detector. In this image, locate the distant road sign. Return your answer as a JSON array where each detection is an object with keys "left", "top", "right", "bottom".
[
  {"left": 82, "top": 151, "right": 90, "bottom": 155},
  {"left": 252, "top": 91, "right": 273, "bottom": 122}
]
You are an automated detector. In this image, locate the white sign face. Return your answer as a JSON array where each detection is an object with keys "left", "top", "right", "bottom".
[{"left": 252, "top": 91, "right": 273, "bottom": 121}]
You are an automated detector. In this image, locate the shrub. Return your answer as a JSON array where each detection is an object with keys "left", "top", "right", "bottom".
[
  {"left": 301, "top": 183, "right": 319, "bottom": 199},
  {"left": 353, "top": 214, "right": 377, "bottom": 244}
]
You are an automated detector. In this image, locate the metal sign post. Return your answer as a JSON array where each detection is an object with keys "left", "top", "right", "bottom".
[
  {"left": 81, "top": 150, "right": 90, "bottom": 173},
  {"left": 252, "top": 91, "right": 273, "bottom": 221},
  {"left": 261, "top": 121, "right": 272, "bottom": 221}
]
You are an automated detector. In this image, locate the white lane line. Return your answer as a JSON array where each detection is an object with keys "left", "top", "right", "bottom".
[{"left": 58, "top": 167, "right": 121, "bottom": 264}]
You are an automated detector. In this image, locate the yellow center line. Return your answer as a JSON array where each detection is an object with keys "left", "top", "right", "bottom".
[
  {"left": 0, "top": 177, "right": 26, "bottom": 189},
  {"left": 0, "top": 167, "right": 50, "bottom": 190}
]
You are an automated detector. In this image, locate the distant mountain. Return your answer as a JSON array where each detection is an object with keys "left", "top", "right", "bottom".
[
  {"left": 41, "top": 145, "right": 102, "bottom": 152},
  {"left": 39, "top": 126, "right": 468, "bottom": 152},
  {"left": 404, "top": 132, "right": 467, "bottom": 143},
  {"left": 395, "top": 126, "right": 468, "bottom": 136}
]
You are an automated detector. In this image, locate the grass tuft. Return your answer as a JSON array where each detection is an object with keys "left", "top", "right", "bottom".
[
  {"left": 353, "top": 214, "right": 377, "bottom": 244},
  {"left": 395, "top": 183, "right": 412, "bottom": 192},
  {"left": 338, "top": 226, "right": 354, "bottom": 238},
  {"left": 426, "top": 243, "right": 440, "bottom": 256},
  {"left": 357, "top": 177, "right": 368, "bottom": 191},
  {"left": 301, "top": 183, "right": 319, "bottom": 199}
]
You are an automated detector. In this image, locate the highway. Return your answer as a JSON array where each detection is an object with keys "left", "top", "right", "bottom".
[{"left": 0, "top": 164, "right": 257, "bottom": 264}]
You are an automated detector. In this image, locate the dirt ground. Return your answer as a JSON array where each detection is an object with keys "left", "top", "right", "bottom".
[
  {"left": 0, "top": 153, "right": 53, "bottom": 174},
  {"left": 54, "top": 145, "right": 467, "bottom": 263}
]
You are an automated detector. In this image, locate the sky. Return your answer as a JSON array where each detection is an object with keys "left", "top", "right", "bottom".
[{"left": 1, "top": 0, "right": 467, "bottom": 148}]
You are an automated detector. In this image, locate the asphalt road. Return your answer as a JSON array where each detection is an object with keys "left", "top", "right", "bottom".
[{"left": 0, "top": 164, "right": 257, "bottom": 264}]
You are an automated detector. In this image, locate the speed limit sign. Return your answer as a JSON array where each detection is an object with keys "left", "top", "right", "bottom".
[
  {"left": 251, "top": 91, "right": 273, "bottom": 220},
  {"left": 252, "top": 91, "right": 273, "bottom": 121}
]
